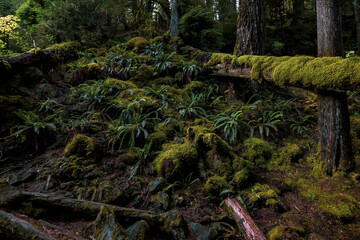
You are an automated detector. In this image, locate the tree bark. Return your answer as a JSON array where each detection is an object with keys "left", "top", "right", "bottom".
[
  {"left": 355, "top": 0, "right": 360, "bottom": 55},
  {"left": 234, "top": 0, "right": 265, "bottom": 55},
  {"left": 317, "top": 0, "right": 344, "bottom": 57},
  {"left": 225, "top": 198, "right": 266, "bottom": 240},
  {"left": 170, "top": 0, "right": 179, "bottom": 38},
  {"left": 316, "top": 0, "right": 353, "bottom": 174}
]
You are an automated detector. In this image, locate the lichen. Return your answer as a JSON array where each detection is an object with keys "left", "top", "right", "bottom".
[
  {"left": 204, "top": 176, "right": 230, "bottom": 195},
  {"left": 64, "top": 134, "right": 95, "bottom": 158}
]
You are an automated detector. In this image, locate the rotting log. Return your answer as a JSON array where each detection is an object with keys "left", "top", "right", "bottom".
[
  {"left": 0, "top": 42, "right": 82, "bottom": 73},
  {"left": 0, "top": 190, "right": 157, "bottom": 222},
  {"left": 225, "top": 198, "right": 266, "bottom": 240},
  {"left": 0, "top": 209, "right": 56, "bottom": 240}
]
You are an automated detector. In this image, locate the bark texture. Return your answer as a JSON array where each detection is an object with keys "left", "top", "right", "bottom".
[
  {"left": 234, "top": 0, "right": 265, "bottom": 55},
  {"left": 225, "top": 198, "right": 266, "bottom": 240},
  {"left": 317, "top": 0, "right": 353, "bottom": 174},
  {"left": 318, "top": 91, "right": 353, "bottom": 173},
  {"left": 170, "top": 0, "right": 179, "bottom": 37},
  {"left": 355, "top": 0, "right": 360, "bottom": 55},
  {"left": 316, "top": 0, "right": 344, "bottom": 57}
]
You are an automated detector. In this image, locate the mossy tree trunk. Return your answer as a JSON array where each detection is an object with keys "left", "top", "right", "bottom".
[
  {"left": 316, "top": 0, "right": 353, "bottom": 174},
  {"left": 234, "top": 0, "right": 265, "bottom": 56},
  {"left": 170, "top": 0, "right": 179, "bottom": 52},
  {"left": 355, "top": 0, "right": 360, "bottom": 55}
]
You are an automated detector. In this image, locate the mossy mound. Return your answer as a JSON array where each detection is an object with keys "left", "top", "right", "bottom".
[
  {"left": 126, "top": 37, "right": 149, "bottom": 51},
  {"left": 69, "top": 63, "right": 104, "bottom": 85},
  {"left": 88, "top": 181, "right": 122, "bottom": 204},
  {"left": 54, "top": 156, "right": 97, "bottom": 181},
  {"left": 267, "top": 225, "right": 306, "bottom": 240},
  {"left": 204, "top": 176, "right": 230, "bottom": 195},
  {"left": 153, "top": 141, "right": 198, "bottom": 181},
  {"left": 64, "top": 134, "right": 95, "bottom": 158},
  {"left": 244, "top": 138, "right": 273, "bottom": 165},
  {"left": 159, "top": 210, "right": 189, "bottom": 239},
  {"left": 249, "top": 183, "right": 283, "bottom": 210}
]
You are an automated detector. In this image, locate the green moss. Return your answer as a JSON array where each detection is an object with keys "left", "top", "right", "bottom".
[
  {"left": 64, "top": 134, "right": 95, "bottom": 158},
  {"left": 244, "top": 138, "right": 273, "bottom": 165},
  {"left": 183, "top": 81, "right": 205, "bottom": 93},
  {"left": 351, "top": 116, "right": 360, "bottom": 155},
  {"left": 45, "top": 41, "right": 81, "bottom": 51},
  {"left": 310, "top": 160, "right": 327, "bottom": 179},
  {"left": 267, "top": 226, "right": 305, "bottom": 240},
  {"left": 159, "top": 210, "right": 188, "bottom": 238},
  {"left": 204, "top": 176, "right": 230, "bottom": 195},
  {"left": 0, "top": 59, "right": 11, "bottom": 73},
  {"left": 271, "top": 142, "right": 304, "bottom": 170},
  {"left": 150, "top": 76, "right": 173, "bottom": 85},
  {"left": 249, "top": 183, "right": 281, "bottom": 210},
  {"left": 132, "top": 65, "right": 155, "bottom": 82},
  {"left": 126, "top": 37, "right": 149, "bottom": 51},
  {"left": 234, "top": 168, "right": 250, "bottom": 188},
  {"left": 153, "top": 141, "right": 198, "bottom": 181},
  {"left": 95, "top": 206, "right": 129, "bottom": 240},
  {"left": 206, "top": 53, "right": 234, "bottom": 66}
]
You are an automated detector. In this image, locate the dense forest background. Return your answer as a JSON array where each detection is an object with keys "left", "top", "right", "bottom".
[{"left": 0, "top": 0, "right": 359, "bottom": 57}]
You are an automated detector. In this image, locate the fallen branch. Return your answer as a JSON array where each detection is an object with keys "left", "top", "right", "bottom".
[{"left": 225, "top": 198, "right": 266, "bottom": 240}]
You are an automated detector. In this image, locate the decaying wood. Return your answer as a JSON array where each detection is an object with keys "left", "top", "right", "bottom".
[
  {"left": 0, "top": 190, "right": 157, "bottom": 222},
  {"left": 225, "top": 198, "right": 266, "bottom": 240},
  {"left": 0, "top": 210, "right": 56, "bottom": 240}
]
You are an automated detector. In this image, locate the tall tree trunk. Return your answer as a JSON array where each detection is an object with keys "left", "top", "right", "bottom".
[
  {"left": 170, "top": 0, "right": 179, "bottom": 37},
  {"left": 316, "top": 0, "right": 353, "bottom": 174},
  {"left": 355, "top": 0, "right": 360, "bottom": 55},
  {"left": 234, "top": 0, "right": 265, "bottom": 55}
]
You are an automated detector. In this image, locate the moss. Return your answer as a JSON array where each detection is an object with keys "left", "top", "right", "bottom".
[
  {"left": 132, "top": 65, "right": 155, "bottom": 82},
  {"left": 153, "top": 141, "right": 198, "bottom": 181},
  {"left": 126, "top": 37, "right": 149, "bottom": 51},
  {"left": 150, "top": 76, "right": 174, "bottom": 85},
  {"left": 249, "top": 183, "right": 281, "bottom": 210},
  {"left": 204, "top": 176, "right": 230, "bottom": 195},
  {"left": 350, "top": 116, "right": 360, "bottom": 155},
  {"left": 271, "top": 142, "right": 304, "bottom": 170},
  {"left": 0, "top": 59, "right": 11, "bottom": 73},
  {"left": 148, "top": 121, "right": 178, "bottom": 151},
  {"left": 64, "top": 134, "right": 95, "bottom": 158},
  {"left": 183, "top": 81, "right": 206, "bottom": 93},
  {"left": 310, "top": 160, "right": 327, "bottom": 179},
  {"left": 267, "top": 226, "right": 305, "bottom": 240},
  {"left": 90, "top": 181, "right": 122, "bottom": 204},
  {"left": 160, "top": 210, "right": 188, "bottom": 238},
  {"left": 234, "top": 168, "right": 250, "bottom": 188},
  {"left": 244, "top": 138, "right": 273, "bottom": 165},
  {"left": 95, "top": 206, "right": 129, "bottom": 240},
  {"left": 206, "top": 53, "right": 234, "bottom": 66},
  {"left": 150, "top": 191, "right": 169, "bottom": 212},
  {"left": 45, "top": 41, "right": 81, "bottom": 51}
]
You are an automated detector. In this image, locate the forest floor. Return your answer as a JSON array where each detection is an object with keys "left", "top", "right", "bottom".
[{"left": 1, "top": 37, "right": 360, "bottom": 240}]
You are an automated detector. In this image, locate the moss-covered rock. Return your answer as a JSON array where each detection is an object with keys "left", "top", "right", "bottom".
[
  {"left": 249, "top": 183, "right": 283, "bottom": 210},
  {"left": 160, "top": 210, "right": 189, "bottom": 240},
  {"left": 94, "top": 206, "right": 129, "bottom": 240},
  {"left": 132, "top": 65, "right": 155, "bottom": 83},
  {"left": 150, "top": 191, "right": 169, "bottom": 212},
  {"left": 153, "top": 141, "right": 198, "bottom": 181},
  {"left": 244, "top": 138, "right": 273, "bottom": 165},
  {"left": 90, "top": 181, "right": 122, "bottom": 204},
  {"left": 54, "top": 156, "right": 97, "bottom": 181},
  {"left": 64, "top": 134, "right": 95, "bottom": 158},
  {"left": 126, "top": 220, "right": 150, "bottom": 240},
  {"left": 204, "top": 176, "right": 230, "bottom": 195},
  {"left": 69, "top": 63, "right": 104, "bottom": 85},
  {"left": 126, "top": 37, "right": 149, "bottom": 51}
]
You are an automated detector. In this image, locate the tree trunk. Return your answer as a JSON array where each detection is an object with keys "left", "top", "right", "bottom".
[
  {"left": 234, "top": 0, "right": 265, "bottom": 55},
  {"left": 318, "top": 91, "right": 353, "bottom": 173},
  {"left": 316, "top": 0, "right": 353, "bottom": 174},
  {"left": 170, "top": 0, "right": 179, "bottom": 37},
  {"left": 317, "top": 0, "right": 344, "bottom": 57},
  {"left": 355, "top": 0, "right": 360, "bottom": 55}
]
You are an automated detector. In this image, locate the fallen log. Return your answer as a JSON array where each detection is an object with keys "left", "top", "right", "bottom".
[
  {"left": 0, "top": 209, "right": 56, "bottom": 240},
  {"left": 0, "top": 190, "right": 157, "bottom": 222},
  {"left": 0, "top": 42, "right": 82, "bottom": 72},
  {"left": 225, "top": 198, "right": 266, "bottom": 240}
]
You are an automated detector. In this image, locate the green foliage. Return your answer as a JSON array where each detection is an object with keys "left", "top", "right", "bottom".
[
  {"left": 289, "top": 114, "right": 314, "bottom": 136},
  {"left": 213, "top": 109, "right": 246, "bottom": 143},
  {"left": 0, "top": 14, "right": 26, "bottom": 54},
  {"left": 154, "top": 52, "right": 175, "bottom": 74},
  {"left": 177, "top": 93, "right": 207, "bottom": 119},
  {"left": 177, "top": 60, "right": 203, "bottom": 83},
  {"left": 248, "top": 110, "right": 283, "bottom": 139},
  {"left": 179, "top": 6, "right": 223, "bottom": 51},
  {"left": 15, "top": 111, "right": 57, "bottom": 137},
  {"left": 16, "top": 0, "right": 41, "bottom": 25}
]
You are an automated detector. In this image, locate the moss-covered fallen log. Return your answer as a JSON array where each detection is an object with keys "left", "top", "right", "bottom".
[
  {"left": 196, "top": 51, "right": 360, "bottom": 91},
  {"left": 0, "top": 42, "right": 82, "bottom": 72},
  {"left": 0, "top": 210, "right": 56, "bottom": 240}
]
